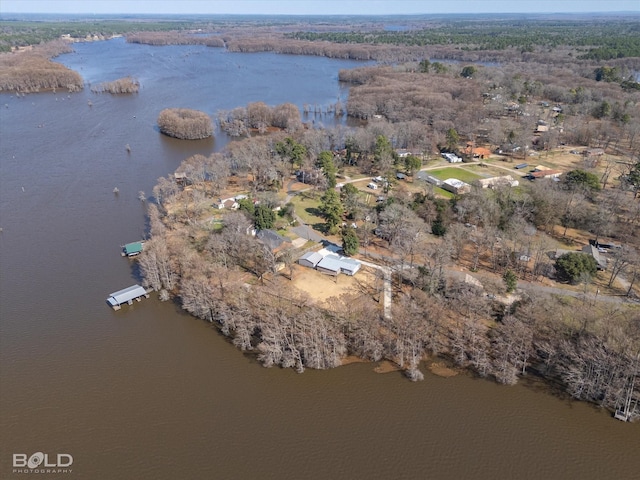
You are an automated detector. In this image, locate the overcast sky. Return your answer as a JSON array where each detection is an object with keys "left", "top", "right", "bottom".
[{"left": 2, "top": 0, "right": 639, "bottom": 15}]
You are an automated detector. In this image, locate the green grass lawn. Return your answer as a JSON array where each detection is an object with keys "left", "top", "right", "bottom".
[
  {"left": 433, "top": 187, "right": 455, "bottom": 199},
  {"left": 428, "top": 167, "right": 484, "bottom": 184},
  {"left": 290, "top": 193, "right": 324, "bottom": 225}
]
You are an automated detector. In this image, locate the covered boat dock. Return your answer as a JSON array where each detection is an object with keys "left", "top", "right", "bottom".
[
  {"left": 122, "top": 241, "right": 144, "bottom": 257},
  {"left": 107, "top": 284, "right": 149, "bottom": 310}
]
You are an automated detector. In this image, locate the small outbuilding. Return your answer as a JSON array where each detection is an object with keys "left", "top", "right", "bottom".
[
  {"left": 442, "top": 178, "right": 471, "bottom": 194},
  {"left": 107, "top": 284, "right": 149, "bottom": 310},
  {"left": 299, "top": 251, "right": 323, "bottom": 268}
]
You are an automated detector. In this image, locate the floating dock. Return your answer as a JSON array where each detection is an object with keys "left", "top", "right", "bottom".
[{"left": 107, "top": 284, "right": 150, "bottom": 310}]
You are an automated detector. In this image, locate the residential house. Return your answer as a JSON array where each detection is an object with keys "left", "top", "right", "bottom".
[
  {"left": 528, "top": 169, "right": 562, "bottom": 180},
  {"left": 582, "top": 244, "right": 607, "bottom": 270},
  {"left": 477, "top": 176, "right": 519, "bottom": 188},
  {"left": 441, "top": 152, "right": 462, "bottom": 163},
  {"left": 256, "top": 229, "right": 291, "bottom": 253},
  {"left": 464, "top": 144, "right": 492, "bottom": 159},
  {"left": 316, "top": 254, "right": 362, "bottom": 276},
  {"left": 442, "top": 178, "right": 471, "bottom": 194}
]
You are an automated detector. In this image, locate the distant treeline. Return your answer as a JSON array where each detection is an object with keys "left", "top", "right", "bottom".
[
  {"left": 90, "top": 76, "right": 139, "bottom": 94},
  {"left": 127, "top": 31, "right": 224, "bottom": 47},
  {"left": 0, "top": 19, "right": 202, "bottom": 53},
  {"left": 287, "top": 19, "right": 640, "bottom": 60}
]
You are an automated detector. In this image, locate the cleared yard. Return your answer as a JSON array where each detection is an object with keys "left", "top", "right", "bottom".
[
  {"left": 428, "top": 167, "right": 483, "bottom": 184},
  {"left": 290, "top": 264, "right": 381, "bottom": 309},
  {"left": 289, "top": 193, "right": 324, "bottom": 226}
]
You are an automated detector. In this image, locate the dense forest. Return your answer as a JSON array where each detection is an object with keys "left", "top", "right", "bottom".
[{"left": 2, "top": 14, "right": 638, "bottom": 420}]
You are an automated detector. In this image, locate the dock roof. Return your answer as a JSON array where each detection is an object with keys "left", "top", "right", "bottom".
[
  {"left": 107, "top": 284, "right": 147, "bottom": 307},
  {"left": 123, "top": 242, "right": 144, "bottom": 256}
]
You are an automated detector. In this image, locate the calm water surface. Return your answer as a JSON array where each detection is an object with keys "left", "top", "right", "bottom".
[{"left": 0, "top": 38, "right": 638, "bottom": 480}]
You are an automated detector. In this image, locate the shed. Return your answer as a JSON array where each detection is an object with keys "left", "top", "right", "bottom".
[
  {"left": 299, "top": 251, "right": 323, "bottom": 268},
  {"left": 585, "top": 148, "right": 605, "bottom": 156},
  {"left": 417, "top": 171, "right": 443, "bottom": 186},
  {"left": 107, "top": 284, "right": 149, "bottom": 310}
]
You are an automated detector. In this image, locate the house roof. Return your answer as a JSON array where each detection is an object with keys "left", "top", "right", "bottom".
[
  {"left": 582, "top": 244, "right": 607, "bottom": 269},
  {"left": 316, "top": 254, "right": 362, "bottom": 275},
  {"left": 531, "top": 169, "right": 562, "bottom": 178},
  {"left": 299, "top": 251, "right": 323, "bottom": 267},
  {"left": 477, "top": 176, "right": 518, "bottom": 188},
  {"left": 338, "top": 256, "right": 361, "bottom": 273},
  {"left": 443, "top": 178, "right": 469, "bottom": 188},
  {"left": 465, "top": 145, "right": 492, "bottom": 157},
  {"left": 316, "top": 254, "right": 343, "bottom": 273},
  {"left": 256, "top": 229, "right": 290, "bottom": 251}
]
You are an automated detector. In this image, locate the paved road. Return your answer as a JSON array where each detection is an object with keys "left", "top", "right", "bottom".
[
  {"left": 291, "top": 224, "right": 325, "bottom": 242},
  {"left": 359, "top": 259, "right": 392, "bottom": 320}
]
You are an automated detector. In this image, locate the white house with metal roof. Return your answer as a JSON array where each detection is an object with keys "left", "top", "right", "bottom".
[{"left": 315, "top": 254, "right": 362, "bottom": 276}]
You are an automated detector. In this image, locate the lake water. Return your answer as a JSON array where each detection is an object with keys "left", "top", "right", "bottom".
[{"left": 0, "top": 38, "right": 638, "bottom": 479}]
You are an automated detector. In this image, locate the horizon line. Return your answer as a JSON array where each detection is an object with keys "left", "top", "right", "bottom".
[{"left": 1, "top": 11, "right": 639, "bottom": 16}]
